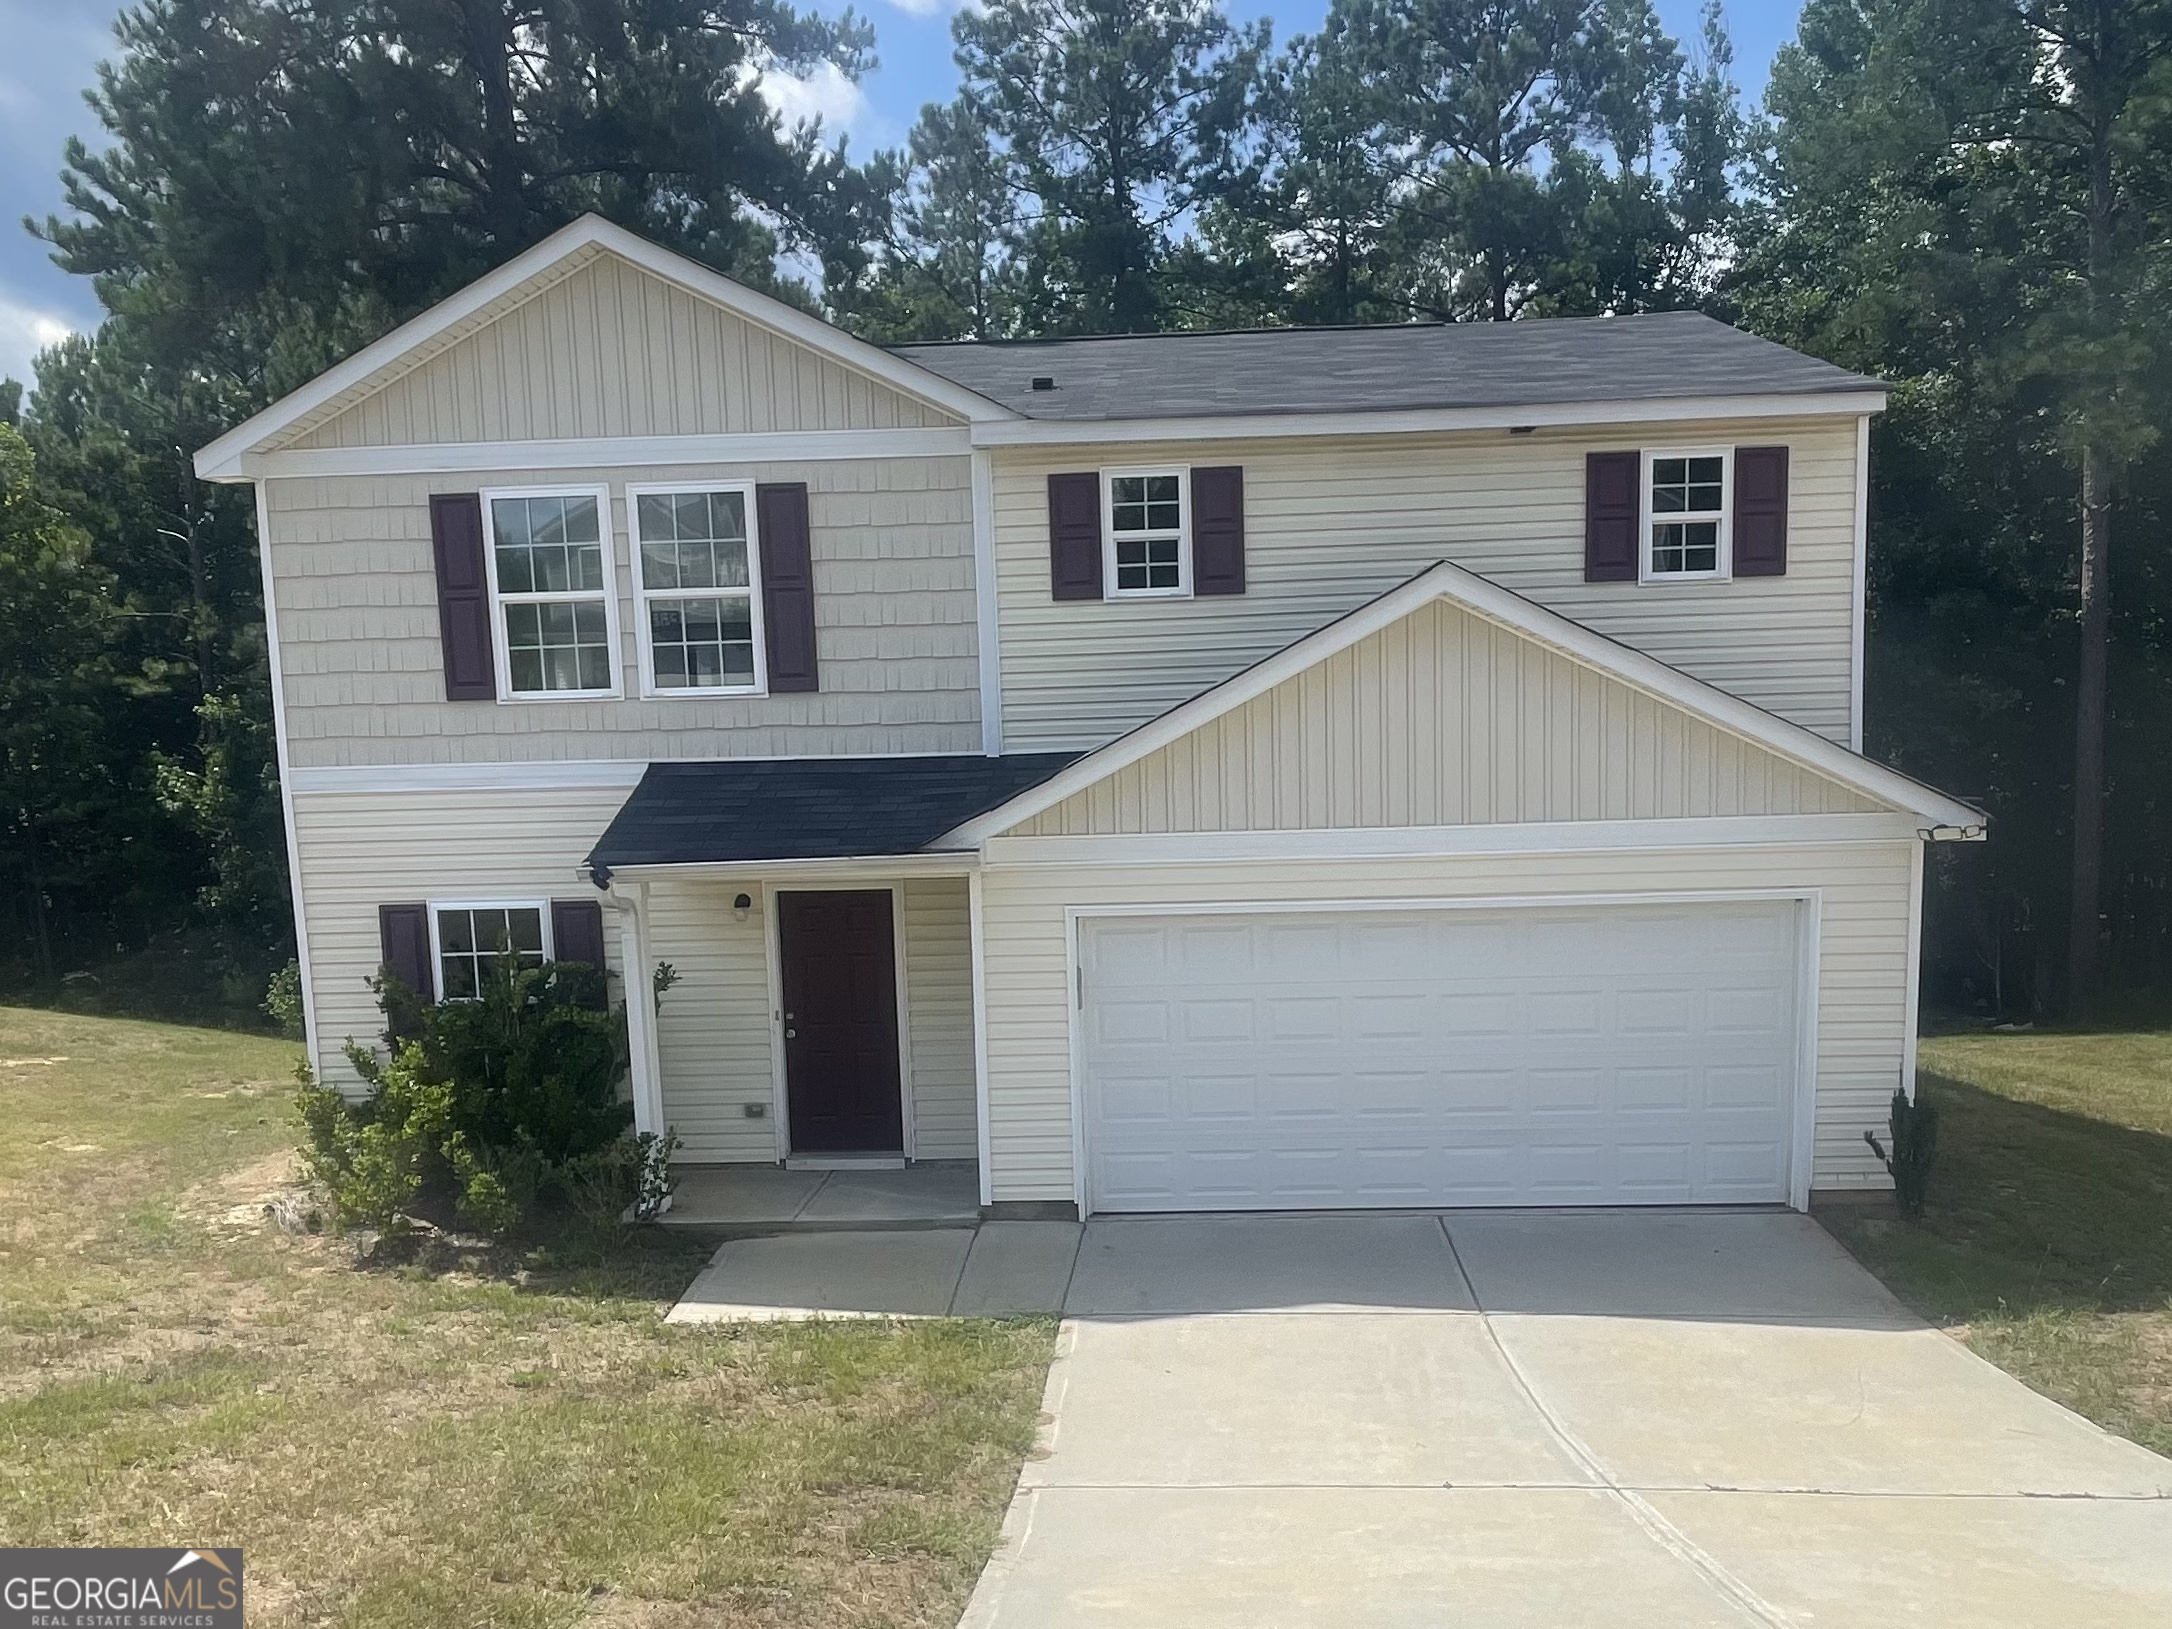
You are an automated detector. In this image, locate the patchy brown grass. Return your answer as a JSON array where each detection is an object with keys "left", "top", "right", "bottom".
[
  {"left": 1822, "top": 1029, "right": 2172, "bottom": 1457},
  {"left": 0, "top": 1006, "right": 1053, "bottom": 1627}
]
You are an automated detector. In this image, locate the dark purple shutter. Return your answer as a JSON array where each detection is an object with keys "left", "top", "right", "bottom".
[
  {"left": 1191, "top": 466, "right": 1246, "bottom": 596},
  {"left": 1734, "top": 445, "right": 1790, "bottom": 577},
  {"left": 430, "top": 493, "right": 496, "bottom": 700},
  {"left": 1048, "top": 472, "right": 1103, "bottom": 600},
  {"left": 551, "top": 898, "right": 610, "bottom": 1009},
  {"left": 1585, "top": 451, "right": 1640, "bottom": 582},
  {"left": 379, "top": 903, "right": 435, "bottom": 1003},
  {"left": 757, "top": 482, "right": 819, "bottom": 693}
]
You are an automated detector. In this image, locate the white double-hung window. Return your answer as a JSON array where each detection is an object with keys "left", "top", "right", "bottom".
[
  {"left": 429, "top": 900, "right": 550, "bottom": 999},
  {"left": 483, "top": 487, "right": 621, "bottom": 697},
  {"left": 630, "top": 484, "right": 765, "bottom": 695},
  {"left": 1642, "top": 449, "right": 1731, "bottom": 581},
  {"left": 1104, "top": 469, "right": 1189, "bottom": 597}
]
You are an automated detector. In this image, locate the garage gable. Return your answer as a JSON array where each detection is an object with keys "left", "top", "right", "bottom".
[{"left": 1011, "top": 597, "right": 1878, "bottom": 836}]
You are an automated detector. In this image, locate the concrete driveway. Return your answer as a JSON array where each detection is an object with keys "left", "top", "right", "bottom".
[{"left": 956, "top": 1210, "right": 2172, "bottom": 1629}]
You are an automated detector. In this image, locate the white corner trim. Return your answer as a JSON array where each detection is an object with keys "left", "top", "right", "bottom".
[
  {"left": 193, "top": 215, "right": 1014, "bottom": 479},
  {"left": 940, "top": 558, "right": 1983, "bottom": 846},
  {"left": 967, "top": 867, "right": 994, "bottom": 1207},
  {"left": 980, "top": 813, "right": 1928, "bottom": 870},
  {"left": 971, "top": 449, "right": 1003, "bottom": 755},
  {"left": 256, "top": 482, "right": 320, "bottom": 1075},
  {"left": 1851, "top": 413, "right": 1871, "bottom": 752},
  {"left": 610, "top": 883, "right": 666, "bottom": 1137},
  {"left": 239, "top": 426, "right": 973, "bottom": 479},
  {"left": 1902, "top": 837, "right": 1926, "bottom": 1102},
  {"left": 965, "top": 390, "right": 1889, "bottom": 449}
]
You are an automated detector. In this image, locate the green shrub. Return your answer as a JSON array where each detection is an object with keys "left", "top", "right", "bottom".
[
  {"left": 1864, "top": 1087, "right": 1940, "bottom": 1219},
  {"left": 263, "top": 959, "right": 305, "bottom": 1039}
]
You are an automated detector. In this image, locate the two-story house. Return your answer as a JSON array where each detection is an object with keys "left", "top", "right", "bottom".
[{"left": 194, "top": 215, "right": 1981, "bottom": 1220}]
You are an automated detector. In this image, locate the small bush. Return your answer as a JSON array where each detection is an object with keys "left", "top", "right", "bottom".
[
  {"left": 263, "top": 959, "right": 305, "bottom": 1039},
  {"left": 1864, "top": 1087, "right": 1940, "bottom": 1218}
]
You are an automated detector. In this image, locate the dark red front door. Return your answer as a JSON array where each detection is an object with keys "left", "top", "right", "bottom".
[{"left": 778, "top": 890, "right": 905, "bottom": 1153}]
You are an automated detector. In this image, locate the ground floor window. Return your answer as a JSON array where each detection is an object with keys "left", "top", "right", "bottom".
[{"left": 430, "top": 900, "right": 549, "bottom": 999}]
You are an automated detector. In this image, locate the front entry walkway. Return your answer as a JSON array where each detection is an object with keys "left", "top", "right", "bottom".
[{"left": 662, "top": 1159, "right": 978, "bottom": 1231}]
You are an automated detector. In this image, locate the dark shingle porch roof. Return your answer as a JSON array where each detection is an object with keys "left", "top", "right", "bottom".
[{"left": 584, "top": 754, "right": 1081, "bottom": 874}]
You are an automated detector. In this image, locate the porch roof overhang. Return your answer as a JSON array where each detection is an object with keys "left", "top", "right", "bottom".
[{"left": 583, "top": 753, "right": 1081, "bottom": 881}]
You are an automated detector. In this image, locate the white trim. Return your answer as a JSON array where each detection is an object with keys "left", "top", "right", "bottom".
[
  {"left": 968, "top": 867, "right": 994, "bottom": 1207},
  {"left": 940, "top": 557, "right": 1985, "bottom": 844},
  {"left": 477, "top": 483, "right": 624, "bottom": 702},
  {"left": 1851, "top": 414, "right": 1871, "bottom": 752},
  {"left": 192, "top": 215, "right": 1012, "bottom": 478},
  {"left": 965, "top": 390, "right": 1890, "bottom": 449},
  {"left": 764, "top": 881, "right": 915, "bottom": 1158},
  {"left": 625, "top": 480, "right": 767, "bottom": 700},
  {"left": 231, "top": 426, "right": 971, "bottom": 480},
  {"left": 1638, "top": 446, "right": 1732, "bottom": 584},
  {"left": 1063, "top": 887, "right": 1823, "bottom": 1217},
  {"left": 424, "top": 896, "right": 553, "bottom": 1000},
  {"left": 255, "top": 482, "right": 320, "bottom": 1074},
  {"left": 284, "top": 752, "right": 973, "bottom": 796},
  {"left": 971, "top": 449, "right": 1003, "bottom": 755},
  {"left": 609, "top": 883, "right": 666, "bottom": 1137},
  {"left": 981, "top": 813, "right": 1930, "bottom": 870},
  {"left": 1902, "top": 837, "right": 1926, "bottom": 1103},
  {"left": 613, "top": 852, "right": 978, "bottom": 883},
  {"left": 1101, "top": 465, "right": 1192, "bottom": 599}
]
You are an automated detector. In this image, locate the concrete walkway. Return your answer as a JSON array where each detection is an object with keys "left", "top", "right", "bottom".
[{"left": 955, "top": 1211, "right": 2172, "bottom": 1629}]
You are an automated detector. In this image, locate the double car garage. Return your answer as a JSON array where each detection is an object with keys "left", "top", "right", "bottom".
[{"left": 1076, "top": 898, "right": 1808, "bottom": 1215}]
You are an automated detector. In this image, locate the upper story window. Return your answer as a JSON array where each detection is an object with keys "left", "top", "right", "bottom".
[
  {"left": 483, "top": 487, "right": 621, "bottom": 698},
  {"left": 1643, "top": 449, "right": 1731, "bottom": 581},
  {"left": 430, "top": 900, "right": 548, "bottom": 999},
  {"left": 1104, "top": 469, "right": 1189, "bottom": 597},
  {"left": 631, "top": 485, "right": 765, "bottom": 695}
]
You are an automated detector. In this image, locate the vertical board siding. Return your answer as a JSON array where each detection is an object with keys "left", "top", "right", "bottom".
[
  {"left": 903, "top": 876, "right": 978, "bottom": 1158},
  {"left": 266, "top": 457, "right": 979, "bottom": 766},
  {"left": 291, "top": 253, "right": 957, "bottom": 448},
  {"left": 1018, "top": 599, "right": 1878, "bottom": 835},
  {"left": 991, "top": 415, "right": 1863, "bottom": 750},
  {"left": 977, "top": 841, "right": 1917, "bottom": 1205}
]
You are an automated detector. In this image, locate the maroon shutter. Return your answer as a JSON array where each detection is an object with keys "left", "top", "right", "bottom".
[
  {"left": 430, "top": 493, "right": 496, "bottom": 700},
  {"left": 1191, "top": 466, "right": 1246, "bottom": 596},
  {"left": 551, "top": 898, "right": 610, "bottom": 1010},
  {"left": 1733, "top": 445, "right": 1790, "bottom": 577},
  {"left": 757, "top": 482, "right": 819, "bottom": 692},
  {"left": 1047, "top": 472, "right": 1103, "bottom": 600},
  {"left": 378, "top": 902, "right": 435, "bottom": 1004},
  {"left": 1584, "top": 451, "right": 1640, "bottom": 582}
]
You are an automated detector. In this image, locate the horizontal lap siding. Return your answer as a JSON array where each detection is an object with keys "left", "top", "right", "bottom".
[
  {"left": 978, "top": 841, "right": 1914, "bottom": 1203},
  {"left": 992, "top": 415, "right": 1859, "bottom": 751},
  {"left": 1021, "top": 600, "right": 1877, "bottom": 835},
  {"left": 291, "top": 254, "right": 956, "bottom": 448},
  {"left": 291, "top": 785, "right": 630, "bottom": 1089},
  {"left": 903, "top": 877, "right": 977, "bottom": 1158},
  {"left": 266, "top": 457, "right": 979, "bottom": 767}
]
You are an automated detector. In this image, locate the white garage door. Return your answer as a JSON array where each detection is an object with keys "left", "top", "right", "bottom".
[{"left": 1080, "top": 900, "right": 1802, "bottom": 1213}]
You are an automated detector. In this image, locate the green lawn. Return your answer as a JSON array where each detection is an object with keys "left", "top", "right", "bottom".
[
  {"left": 1822, "top": 1030, "right": 2172, "bottom": 1457},
  {"left": 0, "top": 1007, "right": 1053, "bottom": 1627}
]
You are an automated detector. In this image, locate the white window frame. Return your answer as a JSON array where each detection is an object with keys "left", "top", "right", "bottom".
[
  {"left": 479, "top": 483, "right": 624, "bottom": 701},
  {"left": 426, "top": 897, "right": 554, "bottom": 1002},
  {"left": 1639, "top": 447, "right": 1733, "bottom": 584},
  {"left": 626, "top": 480, "right": 769, "bottom": 700},
  {"left": 1102, "top": 465, "right": 1192, "bottom": 600}
]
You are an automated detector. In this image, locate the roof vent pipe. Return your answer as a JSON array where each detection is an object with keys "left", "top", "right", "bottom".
[{"left": 1030, "top": 376, "right": 1056, "bottom": 391}]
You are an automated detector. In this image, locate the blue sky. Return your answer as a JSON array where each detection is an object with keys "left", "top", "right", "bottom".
[{"left": 0, "top": 0, "right": 1804, "bottom": 387}]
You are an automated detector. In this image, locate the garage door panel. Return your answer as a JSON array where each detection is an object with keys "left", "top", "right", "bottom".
[{"left": 1081, "top": 901, "right": 1800, "bottom": 1213}]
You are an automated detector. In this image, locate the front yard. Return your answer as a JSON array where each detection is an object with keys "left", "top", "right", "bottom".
[
  {"left": 1823, "top": 1029, "right": 2172, "bottom": 1457},
  {"left": 0, "top": 1007, "right": 1054, "bottom": 1627}
]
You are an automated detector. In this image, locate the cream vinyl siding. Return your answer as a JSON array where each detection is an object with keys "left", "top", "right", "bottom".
[
  {"left": 1018, "top": 598, "right": 1877, "bottom": 836},
  {"left": 290, "top": 252, "right": 958, "bottom": 450},
  {"left": 265, "top": 457, "right": 978, "bottom": 766},
  {"left": 901, "top": 876, "right": 979, "bottom": 1158},
  {"left": 976, "top": 840, "right": 1914, "bottom": 1205},
  {"left": 290, "top": 784, "right": 631, "bottom": 1090},
  {"left": 992, "top": 414, "right": 1861, "bottom": 750}
]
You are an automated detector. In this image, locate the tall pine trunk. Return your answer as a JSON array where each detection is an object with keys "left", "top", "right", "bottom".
[{"left": 2067, "top": 439, "right": 2111, "bottom": 1010}]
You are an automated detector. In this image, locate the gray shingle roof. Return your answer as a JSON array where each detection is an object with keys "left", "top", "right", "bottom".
[
  {"left": 889, "top": 310, "right": 1878, "bottom": 422},
  {"left": 585, "top": 754, "right": 1081, "bottom": 872}
]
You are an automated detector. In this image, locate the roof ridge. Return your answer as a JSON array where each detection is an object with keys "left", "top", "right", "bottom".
[{"left": 884, "top": 310, "right": 1721, "bottom": 351}]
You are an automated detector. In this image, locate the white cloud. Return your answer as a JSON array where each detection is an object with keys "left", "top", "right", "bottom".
[
  {"left": 0, "top": 289, "right": 76, "bottom": 387},
  {"left": 756, "top": 60, "right": 872, "bottom": 138},
  {"left": 880, "top": 0, "right": 955, "bottom": 16}
]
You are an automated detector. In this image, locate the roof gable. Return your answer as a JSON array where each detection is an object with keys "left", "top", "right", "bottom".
[
  {"left": 194, "top": 216, "right": 1011, "bottom": 478},
  {"left": 944, "top": 561, "right": 1983, "bottom": 844}
]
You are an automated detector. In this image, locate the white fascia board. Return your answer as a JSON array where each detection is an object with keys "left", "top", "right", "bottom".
[
  {"left": 981, "top": 813, "right": 1930, "bottom": 870},
  {"left": 966, "top": 389, "right": 1889, "bottom": 449},
  {"left": 242, "top": 426, "right": 972, "bottom": 479},
  {"left": 606, "top": 852, "right": 977, "bottom": 882},
  {"left": 287, "top": 761, "right": 652, "bottom": 796},
  {"left": 193, "top": 215, "right": 1015, "bottom": 479},
  {"left": 940, "top": 558, "right": 1984, "bottom": 845}
]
